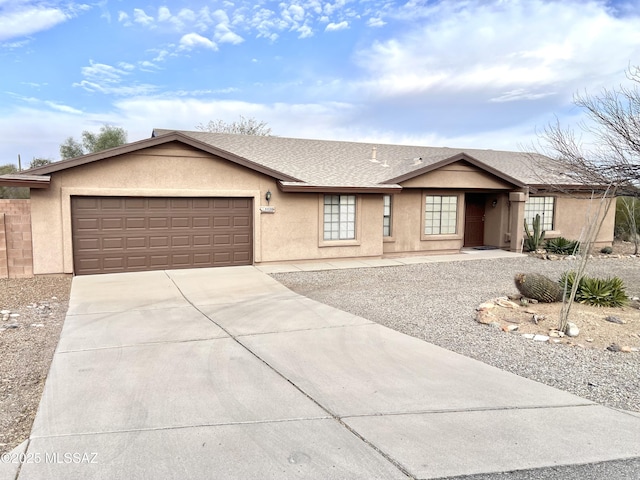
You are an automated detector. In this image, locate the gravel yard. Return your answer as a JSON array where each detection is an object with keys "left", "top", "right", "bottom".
[
  {"left": 0, "top": 276, "right": 72, "bottom": 455},
  {"left": 273, "top": 255, "right": 640, "bottom": 413}
]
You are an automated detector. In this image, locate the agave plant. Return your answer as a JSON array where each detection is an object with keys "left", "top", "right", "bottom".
[
  {"left": 546, "top": 237, "right": 580, "bottom": 255},
  {"left": 559, "top": 271, "right": 628, "bottom": 307}
]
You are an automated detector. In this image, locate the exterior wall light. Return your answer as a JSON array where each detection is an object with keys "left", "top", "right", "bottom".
[
  {"left": 265, "top": 190, "right": 272, "bottom": 204},
  {"left": 492, "top": 199, "right": 498, "bottom": 208}
]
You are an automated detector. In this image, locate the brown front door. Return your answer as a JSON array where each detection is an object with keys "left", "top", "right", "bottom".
[
  {"left": 464, "top": 194, "right": 485, "bottom": 247},
  {"left": 71, "top": 196, "right": 253, "bottom": 275}
]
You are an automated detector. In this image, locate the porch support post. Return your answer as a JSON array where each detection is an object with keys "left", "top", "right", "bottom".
[{"left": 509, "top": 191, "right": 527, "bottom": 253}]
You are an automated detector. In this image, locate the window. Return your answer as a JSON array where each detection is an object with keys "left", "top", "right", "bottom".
[
  {"left": 324, "top": 195, "right": 356, "bottom": 240},
  {"left": 424, "top": 195, "right": 457, "bottom": 235},
  {"left": 383, "top": 195, "right": 392, "bottom": 237},
  {"left": 525, "top": 196, "right": 555, "bottom": 230}
]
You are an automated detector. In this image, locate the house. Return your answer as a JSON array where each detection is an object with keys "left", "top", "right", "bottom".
[{"left": 0, "top": 129, "right": 615, "bottom": 276}]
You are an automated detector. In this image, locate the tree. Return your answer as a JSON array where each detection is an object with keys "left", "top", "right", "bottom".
[
  {"left": 0, "top": 164, "right": 29, "bottom": 199},
  {"left": 29, "top": 158, "right": 53, "bottom": 169},
  {"left": 196, "top": 115, "right": 272, "bottom": 136},
  {"left": 535, "top": 65, "right": 640, "bottom": 332},
  {"left": 60, "top": 124, "right": 128, "bottom": 160}
]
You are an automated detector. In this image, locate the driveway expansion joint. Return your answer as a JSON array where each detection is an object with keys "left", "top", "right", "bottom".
[{"left": 165, "top": 270, "right": 415, "bottom": 480}]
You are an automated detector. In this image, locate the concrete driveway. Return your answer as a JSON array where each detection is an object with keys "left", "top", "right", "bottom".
[{"left": 7, "top": 266, "right": 640, "bottom": 479}]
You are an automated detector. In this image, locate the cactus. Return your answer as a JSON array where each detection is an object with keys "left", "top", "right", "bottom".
[
  {"left": 514, "top": 273, "right": 562, "bottom": 303},
  {"left": 524, "top": 214, "right": 545, "bottom": 251}
]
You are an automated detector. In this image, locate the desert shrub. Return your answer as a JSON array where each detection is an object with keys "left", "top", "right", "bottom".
[
  {"left": 559, "top": 271, "right": 628, "bottom": 307},
  {"left": 545, "top": 237, "right": 580, "bottom": 255},
  {"left": 600, "top": 246, "right": 613, "bottom": 254}
]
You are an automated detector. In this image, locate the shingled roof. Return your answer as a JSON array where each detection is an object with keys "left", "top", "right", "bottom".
[
  {"left": 3, "top": 129, "right": 579, "bottom": 192},
  {"left": 152, "top": 129, "right": 571, "bottom": 191}
]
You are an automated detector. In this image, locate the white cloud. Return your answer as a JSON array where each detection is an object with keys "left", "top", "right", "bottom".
[
  {"left": 214, "top": 24, "right": 244, "bottom": 44},
  {"left": 0, "top": 5, "right": 70, "bottom": 41},
  {"left": 366, "top": 17, "right": 385, "bottom": 27},
  {"left": 133, "top": 8, "right": 154, "bottom": 26},
  {"left": 355, "top": 0, "right": 640, "bottom": 102},
  {"left": 325, "top": 21, "right": 349, "bottom": 31},
  {"left": 178, "top": 32, "right": 217, "bottom": 50},
  {"left": 117, "top": 11, "right": 130, "bottom": 25},
  {"left": 158, "top": 6, "right": 172, "bottom": 22},
  {"left": 297, "top": 24, "right": 313, "bottom": 38},
  {"left": 44, "top": 101, "right": 83, "bottom": 114}
]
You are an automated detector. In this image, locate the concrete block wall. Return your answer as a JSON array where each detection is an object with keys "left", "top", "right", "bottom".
[{"left": 0, "top": 199, "right": 33, "bottom": 278}]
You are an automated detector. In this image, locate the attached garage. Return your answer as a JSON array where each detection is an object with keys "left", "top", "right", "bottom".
[{"left": 71, "top": 196, "right": 253, "bottom": 275}]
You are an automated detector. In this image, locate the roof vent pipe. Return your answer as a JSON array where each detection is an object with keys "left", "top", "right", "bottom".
[{"left": 370, "top": 146, "right": 379, "bottom": 163}]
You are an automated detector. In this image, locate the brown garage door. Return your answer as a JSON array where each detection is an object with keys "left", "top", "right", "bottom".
[{"left": 71, "top": 196, "right": 253, "bottom": 275}]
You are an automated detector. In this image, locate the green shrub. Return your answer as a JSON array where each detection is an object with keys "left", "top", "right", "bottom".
[
  {"left": 600, "top": 246, "right": 613, "bottom": 254},
  {"left": 545, "top": 237, "right": 580, "bottom": 255},
  {"left": 559, "top": 271, "right": 628, "bottom": 307}
]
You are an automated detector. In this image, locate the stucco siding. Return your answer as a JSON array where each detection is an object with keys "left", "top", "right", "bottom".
[
  {"left": 30, "top": 143, "right": 385, "bottom": 274},
  {"left": 547, "top": 194, "right": 615, "bottom": 247}
]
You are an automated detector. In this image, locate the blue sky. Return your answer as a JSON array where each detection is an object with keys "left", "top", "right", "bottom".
[{"left": 2, "top": 0, "right": 640, "bottom": 165}]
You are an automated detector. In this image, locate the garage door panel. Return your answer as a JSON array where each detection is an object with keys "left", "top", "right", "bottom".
[
  {"left": 149, "top": 218, "right": 168, "bottom": 229},
  {"left": 103, "top": 237, "right": 124, "bottom": 250},
  {"left": 125, "top": 198, "right": 146, "bottom": 209},
  {"left": 126, "top": 237, "right": 147, "bottom": 249},
  {"left": 101, "top": 198, "right": 123, "bottom": 209},
  {"left": 148, "top": 199, "right": 169, "bottom": 209},
  {"left": 150, "top": 236, "right": 169, "bottom": 248},
  {"left": 171, "top": 217, "right": 190, "bottom": 228},
  {"left": 171, "top": 236, "right": 190, "bottom": 247},
  {"left": 76, "top": 218, "right": 99, "bottom": 231},
  {"left": 76, "top": 238, "right": 99, "bottom": 251},
  {"left": 72, "top": 196, "right": 252, "bottom": 275},
  {"left": 101, "top": 218, "right": 124, "bottom": 230}
]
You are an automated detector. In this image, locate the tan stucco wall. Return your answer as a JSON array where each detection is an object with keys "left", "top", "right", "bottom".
[
  {"left": 383, "top": 190, "right": 465, "bottom": 255},
  {"left": 542, "top": 194, "right": 615, "bottom": 247},
  {"left": 30, "top": 143, "right": 384, "bottom": 274}
]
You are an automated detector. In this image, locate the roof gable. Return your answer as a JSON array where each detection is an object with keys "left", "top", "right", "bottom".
[
  {"left": 383, "top": 153, "right": 526, "bottom": 188},
  {"left": 25, "top": 131, "right": 301, "bottom": 182}
]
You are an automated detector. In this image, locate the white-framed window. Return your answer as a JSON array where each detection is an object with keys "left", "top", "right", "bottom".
[
  {"left": 525, "top": 196, "right": 555, "bottom": 230},
  {"left": 424, "top": 195, "right": 457, "bottom": 235},
  {"left": 383, "top": 195, "right": 392, "bottom": 237},
  {"left": 323, "top": 195, "right": 356, "bottom": 240}
]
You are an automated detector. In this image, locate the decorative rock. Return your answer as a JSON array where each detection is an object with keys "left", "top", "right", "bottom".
[
  {"left": 477, "top": 302, "right": 496, "bottom": 311},
  {"left": 0, "top": 310, "right": 10, "bottom": 315},
  {"left": 4, "top": 323, "right": 19, "bottom": 329},
  {"left": 547, "top": 254, "right": 560, "bottom": 261},
  {"left": 586, "top": 338, "right": 594, "bottom": 343},
  {"left": 605, "top": 316, "right": 625, "bottom": 324},
  {"left": 565, "top": 322, "right": 580, "bottom": 337},
  {"left": 620, "top": 346, "right": 633, "bottom": 353},
  {"left": 9, "top": 313, "right": 20, "bottom": 318},
  {"left": 548, "top": 330, "right": 565, "bottom": 338},
  {"left": 522, "top": 333, "right": 535, "bottom": 340},
  {"left": 489, "top": 322, "right": 502, "bottom": 329},
  {"left": 502, "top": 324, "right": 519, "bottom": 332},
  {"left": 533, "top": 334, "right": 550, "bottom": 342},
  {"left": 30, "top": 323, "right": 44, "bottom": 327},
  {"left": 476, "top": 311, "right": 496, "bottom": 325},
  {"left": 606, "top": 343, "right": 621, "bottom": 352},
  {"left": 496, "top": 299, "right": 520, "bottom": 309}
]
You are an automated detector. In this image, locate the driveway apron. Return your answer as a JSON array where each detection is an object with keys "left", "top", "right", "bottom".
[{"left": 13, "top": 266, "right": 640, "bottom": 479}]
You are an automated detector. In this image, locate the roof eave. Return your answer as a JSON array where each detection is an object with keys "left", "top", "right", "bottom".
[
  {"left": 278, "top": 182, "right": 402, "bottom": 194},
  {"left": 0, "top": 175, "right": 51, "bottom": 188}
]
